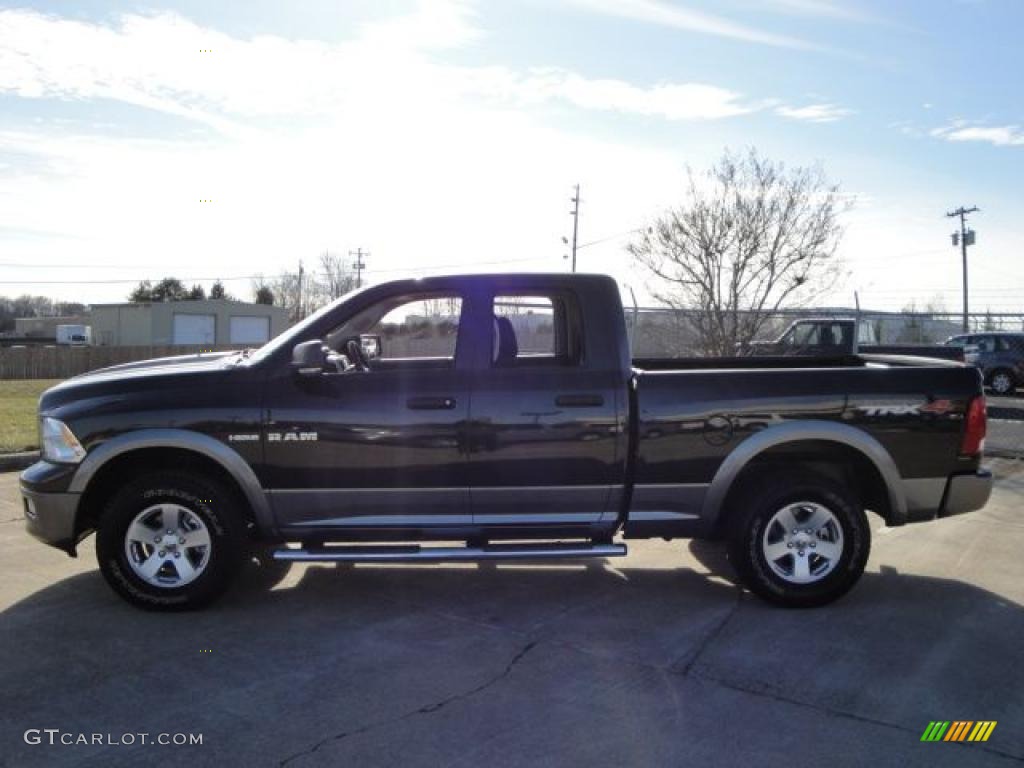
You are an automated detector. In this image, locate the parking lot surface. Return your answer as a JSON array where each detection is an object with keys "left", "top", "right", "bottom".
[{"left": 2, "top": 464, "right": 1022, "bottom": 767}]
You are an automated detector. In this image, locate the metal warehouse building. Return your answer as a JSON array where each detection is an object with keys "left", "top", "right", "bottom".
[{"left": 89, "top": 300, "right": 290, "bottom": 347}]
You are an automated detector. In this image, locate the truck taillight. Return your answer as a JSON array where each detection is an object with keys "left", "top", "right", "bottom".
[{"left": 960, "top": 396, "right": 986, "bottom": 456}]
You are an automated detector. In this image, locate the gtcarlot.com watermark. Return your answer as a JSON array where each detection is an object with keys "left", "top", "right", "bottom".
[{"left": 24, "top": 729, "right": 203, "bottom": 747}]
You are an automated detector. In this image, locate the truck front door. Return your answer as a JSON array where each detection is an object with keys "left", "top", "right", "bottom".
[{"left": 261, "top": 291, "right": 473, "bottom": 534}]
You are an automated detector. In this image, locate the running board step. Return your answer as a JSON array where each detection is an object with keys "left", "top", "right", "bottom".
[{"left": 272, "top": 541, "right": 627, "bottom": 563}]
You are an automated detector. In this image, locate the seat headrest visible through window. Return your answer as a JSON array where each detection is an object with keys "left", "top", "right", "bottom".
[{"left": 493, "top": 315, "right": 518, "bottom": 365}]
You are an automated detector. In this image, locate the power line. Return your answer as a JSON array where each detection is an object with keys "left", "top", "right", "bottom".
[
  {"left": 576, "top": 226, "right": 651, "bottom": 251},
  {"left": 0, "top": 262, "right": 143, "bottom": 269},
  {"left": 362, "top": 256, "right": 543, "bottom": 274},
  {"left": 0, "top": 274, "right": 265, "bottom": 285},
  {"left": 0, "top": 256, "right": 554, "bottom": 285}
]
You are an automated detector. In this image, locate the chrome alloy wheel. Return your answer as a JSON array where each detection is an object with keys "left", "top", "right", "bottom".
[
  {"left": 761, "top": 501, "right": 844, "bottom": 584},
  {"left": 992, "top": 372, "right": 1013, "bottom": 395},
  {"left": 124, "top": 504, "right": 212, "bottom": 588}
]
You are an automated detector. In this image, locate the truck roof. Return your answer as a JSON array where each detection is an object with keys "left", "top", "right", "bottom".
[{"left": 364, "top": 272, "right": 619, "bottom": 293}]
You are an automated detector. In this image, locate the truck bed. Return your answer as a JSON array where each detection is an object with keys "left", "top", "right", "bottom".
[
  {"left": 626, "top": 356, "right": 983, "bottom": 538},
  {"left": 633, "top": 353, "right": 965, "bottom": 371}
]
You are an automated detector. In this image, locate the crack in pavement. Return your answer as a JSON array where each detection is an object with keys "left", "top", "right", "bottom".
[
  {"left": 669, "top": 586, "right": 744, "bottom": 677},
  {"left": 277, "top": 640, "right": 538, "bottom": 767}
]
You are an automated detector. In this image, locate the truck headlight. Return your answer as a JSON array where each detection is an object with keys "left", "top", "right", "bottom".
[{"left": 40, "top": 417, "right": 87, "bottom": 464}]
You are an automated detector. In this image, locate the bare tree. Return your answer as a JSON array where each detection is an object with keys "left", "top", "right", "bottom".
[
  {"left": 268, "top": 271, "right": 302, "bottom": 322},
  {"left": 260, "top": 254, "right": 356, "bottom": 323},
  {"left": 317, "top": 251, "right": 357, "bottom": 304},
  {"left": 629, "top": 148, "right": 849, "bottom": 356}
]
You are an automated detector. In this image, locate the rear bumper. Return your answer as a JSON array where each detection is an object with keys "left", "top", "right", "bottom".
[
  {"left": 939, "top": 468, "right": 993, "bottom": 518},
  {"left": 20, "top": 463, "right": 82, "bottom": 556},
  {"left": 903, "top": 468, "right": 992, "bottom": 523}
]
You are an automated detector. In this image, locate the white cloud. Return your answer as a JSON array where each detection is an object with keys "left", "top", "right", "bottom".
[
  {"left": 562, "top": 0, "right": 822, "bottom": 50},
  {"left": 515, "top": 69, "right": 759, "bottom": 120},
  {"left": 0, "top": 1, "right": 858, "bottom": 304},
  {"left": 0, "top": 3, "right": 691, "bottom": 301},
  {"left": 0, "top": 6, "right": 771, "bottom": 128},
  {"left": 758, "top": 0, "right": 881, "bottom": 24},
  {"left": 358, "top": 0, "right": 483, "bottom": 50},
  {"left": 931, "top": 123, "right": 1024, "bottom": 147},
  {"left": 775, "top": 103, "right": 853, "bottom": 122}
]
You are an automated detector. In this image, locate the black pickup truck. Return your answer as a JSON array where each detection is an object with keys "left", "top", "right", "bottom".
[{"left": 21, "top": 273, "right": 992, "bottom": 610}]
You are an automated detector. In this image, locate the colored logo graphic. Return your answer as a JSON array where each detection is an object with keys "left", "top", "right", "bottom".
[{"left": 921, "top": 721, "right": 997, "bottom": 742}]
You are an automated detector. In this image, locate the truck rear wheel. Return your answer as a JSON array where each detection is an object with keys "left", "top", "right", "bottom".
[
  {"left": 726, "top": 472, "right": 870, "bottom": 608},
  {"left": 95, "top": 471, "right": 247, "bottom": 611}
]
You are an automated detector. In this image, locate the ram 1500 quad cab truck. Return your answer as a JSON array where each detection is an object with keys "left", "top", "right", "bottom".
[{"left": 21, "top": 273, "right": 992, "bottom": 610}]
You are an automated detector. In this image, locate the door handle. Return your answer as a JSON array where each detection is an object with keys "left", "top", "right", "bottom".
[
  {"left": 555, "top": 393, "right": 605, "bottom": 408},
  {"left": 407, "top": 396, "right": 457, "bottom": 410}
]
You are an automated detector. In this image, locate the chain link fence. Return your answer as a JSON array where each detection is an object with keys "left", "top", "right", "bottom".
[{"left": 625, "top": 307, "right": 1024, "bottom": 358}]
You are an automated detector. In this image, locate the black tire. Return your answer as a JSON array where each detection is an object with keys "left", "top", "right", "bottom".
[
  {"left": 95, "top": 471, "right": 247, "bottom": 611},
  {"left": 725, "top": 471, "right": 870, "bottom": 608},
  {"left": 988, "top": 368, "right": 1016, "bottom": 396}
]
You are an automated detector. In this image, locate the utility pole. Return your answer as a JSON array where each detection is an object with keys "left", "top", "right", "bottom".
[
  {"left": 946, "top": 205, "right": 979, "bottom": 333},
  {"left": 569, "top": 184, "right": 580, "bottom": 273},
  {"left": 349, "top": 248, "right": 368, "bottom": 289},
  {"left": 297, "top": 259, "right": 304, "bottom": 321}
]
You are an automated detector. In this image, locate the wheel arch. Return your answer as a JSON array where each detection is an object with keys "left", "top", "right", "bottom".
[
  {"left": 71, "top": 429, "right": 274, "bottom": 538},
  {"left": 702, "top": 420, "right": 906, "bottom": 529}
]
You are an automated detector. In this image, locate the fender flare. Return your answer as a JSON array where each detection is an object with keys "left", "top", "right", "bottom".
[
  {"left": 700, "top": 420, "right": 907, "bottom": 526},
  {"left": 69, "top": 429, "right": 276, "bottom": 535}
]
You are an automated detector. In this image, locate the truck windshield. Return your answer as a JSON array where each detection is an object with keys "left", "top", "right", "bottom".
[{"left": 247, "top": 286, "right": 366, "bottom": 363}]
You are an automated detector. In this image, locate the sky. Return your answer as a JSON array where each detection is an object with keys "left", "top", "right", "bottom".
[{"left": 0, "top": 0, "right": 1022, "bottom": 312}]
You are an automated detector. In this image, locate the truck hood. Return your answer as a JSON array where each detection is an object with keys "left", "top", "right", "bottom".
[
  {"left": 40, "top": 351, "right": 242, "bottom": 411},
  {"left": 75, "top": 350, "right": 240, "bottom": 379}
]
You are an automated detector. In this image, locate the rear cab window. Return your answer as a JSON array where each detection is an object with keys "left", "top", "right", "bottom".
[{"left": 491, "top": 292, "right": 584, "bottom": 367}]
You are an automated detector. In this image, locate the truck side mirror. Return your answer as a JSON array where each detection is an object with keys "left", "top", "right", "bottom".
[
  {"left": 291, "top": 339, "right": 327, "bottom": 377},
  {"left": 360, "top": 334, "right": 382, "bottom": 361}
]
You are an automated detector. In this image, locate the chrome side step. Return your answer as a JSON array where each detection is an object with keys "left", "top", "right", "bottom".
[{"left": 272, "top": 541, "right": 627, "bottom": 563}]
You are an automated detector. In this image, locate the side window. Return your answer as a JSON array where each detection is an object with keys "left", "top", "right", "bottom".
[
  {"left": 818, "top": 323, "right": 844, "bottom": 348},
  {"left": 492, "top": 293, "right": 581, "bottom": 367},
  {"left": 793, "top": 323, "right": 819, "bottom": 346},
  {"left": 975, "top": 336, "right": 995, "bottom": 353},
  {"left": 328, "top": 293, "right": 463, "bottom": 364}
]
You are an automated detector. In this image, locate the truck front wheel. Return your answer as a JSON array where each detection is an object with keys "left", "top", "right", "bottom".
[
  {"left": 95, "top": 471, "right": 247, "bottom": 611},
  {"left": 726, "top": 472, "right": 870, "bottom": 608}
]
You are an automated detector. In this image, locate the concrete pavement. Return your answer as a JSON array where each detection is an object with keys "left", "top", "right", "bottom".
[{"left": 1, "top": 465, "right": 1022, "bottom": 767}]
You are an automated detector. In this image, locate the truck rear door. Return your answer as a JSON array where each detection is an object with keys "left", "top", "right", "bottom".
[{"left": 465, "top": 287, "right": 625, "bottom": 526}]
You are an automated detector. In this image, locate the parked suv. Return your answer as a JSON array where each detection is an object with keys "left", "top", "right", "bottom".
[{"left": 945, "top": 332, "right": 1024, "bottom": 395}]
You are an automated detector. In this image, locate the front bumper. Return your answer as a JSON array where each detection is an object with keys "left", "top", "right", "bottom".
[
  {"left": 20, "top": 462, "right": 82, "bottom": 556},
  {"left": 939, "top": 468, "right": 993, "bottom": 518}
]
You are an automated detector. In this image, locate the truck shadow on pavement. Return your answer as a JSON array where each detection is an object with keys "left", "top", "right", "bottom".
[{"left": 2, "top": 543, "right": 1022, "bottom": 765}]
